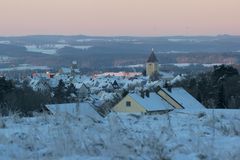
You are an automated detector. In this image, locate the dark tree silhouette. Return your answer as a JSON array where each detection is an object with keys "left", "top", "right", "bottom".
[
  {"left": 66, "top": 83, "right": 77, "bottom": 102},
  {"left": 216, "top": 84, "right": 227, "bottom": 108},
  {"left": 212, "top": 65, "right": 239, "bottom": 82},
  {"left": 53, "top": 80, "right": 66, "bottom": 103}
]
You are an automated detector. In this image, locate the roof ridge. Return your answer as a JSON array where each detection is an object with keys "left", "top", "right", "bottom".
[{"left": 147, "top": 50, "right": 158, "bottom": 63}]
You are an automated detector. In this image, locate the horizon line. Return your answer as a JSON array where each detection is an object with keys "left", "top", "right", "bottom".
[{"left": 0, "top": 33, "right": 240, "bottom": 38}]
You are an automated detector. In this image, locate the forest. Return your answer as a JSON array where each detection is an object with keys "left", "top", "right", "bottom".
[{"left": 174, "top": 65, "right": 240, "bottom": 109}]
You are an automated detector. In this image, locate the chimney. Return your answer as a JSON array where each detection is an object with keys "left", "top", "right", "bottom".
[
  {"left": 164, "top": 81, "right": 172, "bottom": 92},
  {"left": 167, "top": 85, "right": 172, "bottom": 92},
  {"left": 140, "top": 89, "right": 144, "bottom": 98},
  {"left": 146, "top": 89, "right": 150, "bottom": 97}
]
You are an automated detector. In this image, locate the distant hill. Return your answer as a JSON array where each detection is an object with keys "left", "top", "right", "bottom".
[{"left": 0, "top": 35, "right": 240, "bottom": 68}]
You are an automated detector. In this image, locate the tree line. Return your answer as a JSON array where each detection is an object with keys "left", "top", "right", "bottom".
[
  {"left": 0, "top": 78, "right": 79, "bottom": 116},
  {"left": 174, "top": 65, "right": 240, "bottom": 109},
  {"left": 0, "top": 77, "right": 51, "bottom": 116}
]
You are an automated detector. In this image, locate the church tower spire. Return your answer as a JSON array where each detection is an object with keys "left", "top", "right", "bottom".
[{"left": 146, "top": 49, "right": 159, "bottom": 77}]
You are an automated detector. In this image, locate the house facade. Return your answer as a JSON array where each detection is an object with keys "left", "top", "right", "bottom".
[
  {"left": 76, "top": 83, "right": 90, "bottom": 99},
  {"left": 113, "top": 94, "right": 146, "bottom": 113},
  {"left": 112, "top": 92, "right": 174, "bottom": 113}
]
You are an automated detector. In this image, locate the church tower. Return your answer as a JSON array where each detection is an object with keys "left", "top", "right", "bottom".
[{"left": 146, "top": 49, "right": 159, "bottom": 77}]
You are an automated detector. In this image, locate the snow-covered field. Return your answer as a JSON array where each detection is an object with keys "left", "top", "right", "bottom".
[
  {"left": 173, "top": 63, "right": 223, "bottom": 68},
  {"left": 25, "top": 44, "right": 93, "bottom": 55},
  {"left": 0, "top": 40, "right": 11, "bottom": 44},
  {"left": 0, "top": 64, "right": 50, "bottom": 71},
  {"left": 72, "top": 45, "right": 92, "bottom": 50},
  {"left": 0, "top": 109, "right": 239, "bottom": 160},
  {"left": 119, "top": 63, "right": 224, "bottom": 69},
  {"left": 0, "top": 56, "right": 12, "bottom": 64}
]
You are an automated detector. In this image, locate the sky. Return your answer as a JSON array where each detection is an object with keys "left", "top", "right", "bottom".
[{"left": 0, "top": 0, "right": 240, "bottom": 36}]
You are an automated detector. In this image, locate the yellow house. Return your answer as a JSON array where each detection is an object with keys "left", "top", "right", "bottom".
[
  {"left": 112, "top": 92, "right": 174, "bottom": 113},
  {"left": 146, "top": 49, "right": 159, "bottom": 77},
  {"left": 157, "top": 87, "right": 206, "bottom": 110}
]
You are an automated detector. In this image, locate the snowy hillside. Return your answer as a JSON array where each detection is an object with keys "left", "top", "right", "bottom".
[{"left": 0, "top": 109, "right": 239, "bottom": 160}]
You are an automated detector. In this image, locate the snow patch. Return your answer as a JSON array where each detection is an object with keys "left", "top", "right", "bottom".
[
  {"left": 0, "top": 40, "right": 11, "bottom": 44},
  {"left": 71, "top": 46, "right": 93, "bottom": 50},
  {"left": 0, "top": 64, "right": 50, "bottom": 71}
]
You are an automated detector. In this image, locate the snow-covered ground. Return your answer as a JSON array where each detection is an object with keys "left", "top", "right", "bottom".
[
  {"left": 0, "top": 40, "right": 11, "bottom": 44},
  {"left": 0, "top": 56, "right": 12, "bottom": 64},
  {"left": 76, "top": 38, "right": 137, "bottom": 43},
  {"left": 25, "top": 45, "right": 61, "bottom": 55},
  {"left": 173, "top": 63, "right": 223, "bottom": 68},
  {"left": 0, "top": 109, "right": 239, "bottom": 160},
  {"left": 25, "top": 44, "right": 93, "bottom": 55},
  {"left": 71, "top": 46, "right": 92, "bottom": 50},
  {"left": 119, "top": 63, "right": 224, "bottom": 69},
  {"left": 0, "top": 64, "right": 50, "bottom": 71}
]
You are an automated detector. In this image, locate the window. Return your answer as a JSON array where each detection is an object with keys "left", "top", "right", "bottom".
[{"left": 126, "top": 101, "right": 131, "bottom": 107}]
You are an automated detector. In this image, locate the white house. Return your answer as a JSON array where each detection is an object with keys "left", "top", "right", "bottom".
[
  {"left": 74, "top": 83, "right": 90, "bottom": 99},
  {"left": 45, "top": 102, "right": 102, "bottom": 120}
]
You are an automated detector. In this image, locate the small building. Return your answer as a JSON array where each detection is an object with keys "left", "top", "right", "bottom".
[
  {"left": 59, "top": 65, "right": 80, "bottom": 76},
  {"left": 112, "top": 92, "right": 174, "bottom": 114},
  {"left": 59, "top": 67, "right": 72, "bottom": 75},
  {"left": 157, "top": 87, "right": 206, "bottom": 110},
  {"left": 29, "top": 78, "right": 50, "bottom": 92},
  {"left": 146, "top": 49, "right": 159, "bottom": 77},
  {"left": 112, "top": 80, "right": 120, "bottom": 89},
  {"left": 74, "top": 83, "right": 90, "bottom": 99},
  {"left": 45, "top": 102, "right": 102, "bottom": 120}
]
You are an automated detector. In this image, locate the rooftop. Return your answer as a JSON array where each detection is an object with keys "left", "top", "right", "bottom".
[
  {"left": 147, "top": 50, "right": 158, "bottom": 63},
  {"left": 45, "top": 102, "right": 102, "bottom": 119},
  {"left": 129, "top": 92, "right": 174, "bottom": 111},
  {"left": 161, "top": 87, "right": 206, "bottom": 110}
]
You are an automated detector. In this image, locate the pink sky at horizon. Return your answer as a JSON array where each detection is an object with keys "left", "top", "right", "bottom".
[{"left": 0, "top": 0, "right": 240, "bottom": 36}]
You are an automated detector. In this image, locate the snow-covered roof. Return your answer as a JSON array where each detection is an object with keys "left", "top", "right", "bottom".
[
  {"left": 97, "top": 91, "right": 116, "bottom": 101},
  {"left": 45, "top": 103, "right": 102, "bottom": 119},
  {"left": 73, "top": 68, "right": 80, "bottom": 73},
  {"left": 129, "top": 93, "right": 174, "bottom": 111},
  {"left": 170, "top": 74, "right": 186, "bottom": 84},
  {"left": 161, "top": 87, "right": 206, "bottom": 110},
  {"left": 160, "top": 71, "right": 174, "bottom": 80},
  {"left": 60, "top": 67, "right": 72, "bottom": 74},
  {"left": 74, "top": 83, "right": 87, "bottom": 89},
  {"left": 147, "top": 50, "right": 158, "bottom": 63}
]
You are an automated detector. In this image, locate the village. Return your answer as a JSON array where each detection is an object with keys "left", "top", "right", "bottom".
[
  {"left": 0, "top": 50, "right": 239, "bottom": 160},
  {"left": 24, "top": 49, "right": 206, "bottom": 119}
]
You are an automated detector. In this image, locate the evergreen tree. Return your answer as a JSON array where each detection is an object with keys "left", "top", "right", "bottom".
[
  {"left": 189, "top": 78, "right": 197, "bottom": 89},
  {"left": 0, "top": 77, "right": 14, "bottom": 102},
  {"left": 121, "top": 89, "right": 129, "bottom": 97},
  {"left": 53, "top": 80, "right": 66, "bottom": 103},
  {"left": 142, "top": 69, "right": 146, "bottom": 76},
  {"left": 212, "top": 65, "right": 239, "bottom": 82},
  {"left": 196, "top": 91, "right": 202, "bottom": 103},
  {"left": 216, "top": 84, "right": 227, "bottom": 108},
  {"left": 66, "top": 83, "right": 77, "bottom": 102}
]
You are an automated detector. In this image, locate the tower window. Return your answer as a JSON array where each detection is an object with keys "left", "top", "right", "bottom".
[{"left": 126, "top": 101, "right": 131, "bottom": 107}]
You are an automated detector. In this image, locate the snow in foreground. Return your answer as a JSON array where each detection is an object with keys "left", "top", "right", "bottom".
[{"left": 0, "top": 109, "right": 239, "bottom": 160}]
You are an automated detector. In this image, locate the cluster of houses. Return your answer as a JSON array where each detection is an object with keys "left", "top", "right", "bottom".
[{"left": 29, "top": 50, "right": 206, "bottom": 119}]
